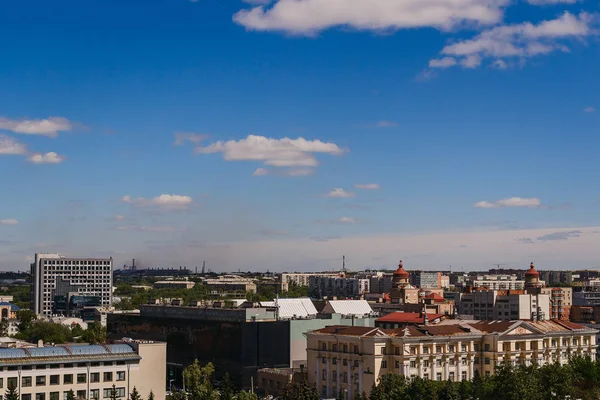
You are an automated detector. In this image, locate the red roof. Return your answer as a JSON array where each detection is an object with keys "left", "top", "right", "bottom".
[
  {"left": 393, "top": 260, "right": 409, "bottom": 278},
  {"left": 424, "top": 293, "right": 445, "bottom": 303},
  {"left": 525, "top": 262, "right": 539, "bottom": 277},
  {"left": 376, "top": 312, "right": 445, "bottom": 324}
]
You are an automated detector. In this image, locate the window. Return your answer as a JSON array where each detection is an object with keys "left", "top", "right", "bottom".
[
  {"left": 22, "top": 377, "right": 32, "bottom": 387},
  {"left": 381, "top": 360, "right": 387, "bottom": 369},
  {"left": 321, "top": 387, "right": 327, "bottom": 397},
  {"left": 77, "top": 391, "right": 86, "bottom": 400},
  {"left": 461, "top": 358, "right": 467, "bottom": 366},
  {"left": 91, "top": 373, "right": 100, "bottom": 383},
  {"left": 332, "top": 372, "right": 337, "bottom": 382},
  {"left": 449, "top": 345, "right": 455, "bottom": 352},
  {"left": 485, "top": 357, "right": 491, "bottom": 365},
  {"left": 436, "top": 346, "right": 442, "bottom": 353},
  {"left": 485, "top": 371, "right": 491, "bottom": 377},
  {"left": 103, "top": 372, "right": 113, "bottom": 382},
  {"left": 90, "top": 390, "right": 100, "bottom": 400},
  {"left": 343, "top": 372, "right": 348, "bottom": 383},
  {"left": 354, "top": 360, "right": 359, "bottom": 368},
  {"left": 474, "top": 344, "right": 480, "bottom": 352},
  {"left": 332, "top": 344, "right": 337, "bottom": 352},
  {"left": 436, "top": 373, "right": 442, "bottom": 381},
  {"left": 449, "top": 372, "right": 455, "bottom": 381},
  {"left": 410, "top": 361, "right": 416, "bottom": 368},
  {"left": 395, "top": 347, "right": 400, "bottom": 355},
  {"left": 436, "top": 359, "right": 442, "bottom": 367},
  {"left": 474, "top": 357, "right": 480, "bottom": 364},
  {"left": 321, "top": 370, "right": 327, "bottom": 380},
  {"left": 423, "top": 373, "right": 429, "bottom": 380},
  {"left": 461, "top": 344, "right": 467, "bottom": 352},
  {"left": 381, "top": 347, "right": 386, "bottom": 355},
  {"left": 321, "top": 357, "right": 326, "bottom": 364},
  {"left": 22, "top": 395, "right": 32, "bottom": 400},
  {"left": 354, "top": 345, "right": 359, "bottom": 354},
  {"left": 423, "top": 360, "right": 430, "bottom": 368},
  {"left": 321, "top": 343, "right": 326, "bottom": 351},
  {"left": 343, "top": 359, "right": 348, "bottom": 366},
  {"left": 77, "top": 374, "right": 86, "bottom": 384},
  {"left": 395, "top": 361, "right": 400, "bottom": 368},
  {"left": 50, "top": 393, "right": 59, "bottom": 400},
  {"left": 332, "top": 358, "right": 337, "bottom": 365},
  {"left": 449, "top": 359, "right": 455, "bottom": 366},
  {"left": 36, "top": 394, "right": 46, "bottom": 400},
  {"left": 410, "top": 347, "right": 416, "bottom": 355},
  {"left": 36, "top": 376, "right": 46, "bottom": 386},
  {"left": 0, "top": 378, "right": 2, "bottom": 388},
  {"left": 343, "top": 345, "right": 348, "bottom": 353},
  {"left": 8, "top": 378, "right": 17, "bottom": 388},
  {"left": 484, "top": 344, "right": 490, "bottom": 351},
  {"left": 63, "top": 375, "right": 73, "bottom": 384},
  {"left": 423, "top": 347, "right": 429, "bottom": 354},
  {"left": 461, "top": 371, "right": 467, "bottom": 381},
  {"left": 50, "top": 375, "right": 60, "bottom": 385}
]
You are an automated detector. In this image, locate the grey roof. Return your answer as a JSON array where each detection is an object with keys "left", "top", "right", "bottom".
[
  {"left": 0, "top": 344, "right": 140, "bottom": 366},
  {"left": 260, "top": 298, "right": 318, "bottom": 319},
  {"left": 324, "top": 300, "right": 374, "bottom": 316}
]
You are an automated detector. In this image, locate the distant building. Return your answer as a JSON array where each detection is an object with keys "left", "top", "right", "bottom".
[
  {"left": 257, "top": 368, "right": 307, "bottom": 397},
  {"left": 454, "top": 290, "right": 550, "bottom": 321},
  {"left": 440, "top": 275, "right": 450, "bottom": 289},
  {"left": 30, "top": 253, "right": 113, "bottom": 316},
  {"left": 0, "top": 339, "right": 166, "bottom": 400},
  {"left": 375, "top": 312, "right": 446, "bottom": 328},
  {"left": 418, "top": 272, "right": 442, "bottom": 289},
  {"left": 369, "top": 274, "right": 393, "bottom": 294},
  {"left": 153, "top": 281, "right": 195, "bottom": 289},
  {"left": 472, "top": 275, "right": 525, "bottom": 290},
  {"left": 308, "top": 276, "right": 369, "bottom": 298},
  {"left": 204, "top": 276, "right": 257, "bottom": 293},
  {"left": 281, "top": 273, "right": 340, "bottom": 291}
]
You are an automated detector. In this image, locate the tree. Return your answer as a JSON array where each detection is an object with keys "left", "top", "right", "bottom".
[
  {"left": 81, "top": 322, "right": 106, "bottom": 344},
  {"left": 148, "top": 391, "right": 155, "bottom": 400},
  {"left": 220, "top": 373, "right": 235, "bottom": 400},
  {"left": 66, "top": 389, "right": 76, "bottom": 400},
  {"left": 183, "top": 360, "right": 220, "bottom": 400},
  {"left": 4, "top": 384, "right": 19, "bottom": 400},
  {"left": 15, "top": 309, "right": 36, "bottom": 331},
  {"left": 369, "top": 374, "right": 409, "bottom": 400},
  {"left": 0, "top": 318, "right": 9, "bottom": 336},
  {"left": 280, "top": 381, "right": 319, "bottom": 400},
  {"left": 130, "top": 387, "right": 142, "bottom": 400},
  {"left": 438, "top": 380, "right": 461, "bottom": 400},
  {"left": 234, "top": 391, "right": 257, "bottom": 400},
  {"left": 109, "top": 385, "right": 119, "bottom": 400}
]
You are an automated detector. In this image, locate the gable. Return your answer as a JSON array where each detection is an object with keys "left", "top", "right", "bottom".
[{"left": 505, "top": 325, "right": 536, "bottom": 336}]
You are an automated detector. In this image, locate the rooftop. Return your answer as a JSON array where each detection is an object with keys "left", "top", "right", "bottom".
[
  {"left": 0, "top": 343, "right": 141, "bottom": 365},
  {"left": 376, "top": 312, "right": 446, "bottom": 324}
]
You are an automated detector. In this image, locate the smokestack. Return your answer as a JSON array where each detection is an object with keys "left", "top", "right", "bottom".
[{"left": 132, "top": 258, "right": 136, "bottom": 271}]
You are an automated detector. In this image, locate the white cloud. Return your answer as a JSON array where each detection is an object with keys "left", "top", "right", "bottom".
[
  {"left": 27, "top": 152, "right": 65, "bottom": 164},
  {"left": 117, "top": 225, "right": 180, "bottom": 232},
  {"left": 337, "top": 217, "right": 357, "bottom": 224},
  {"left": 324, "top": 188, "right": 355, "bottom": 198},
  {"left": 474, "top": 197, "right": 542, "bottom": 208},
  {"left": 429, "top": 57, "right": 457, "bottom": 68},
  {"left": 355, "top": 183, "right": 380, "bottom": 190},
  {"left": 438, "top": 12, "right": 597, "bottom": 68},
  {"left": 174, "top": 132, "right": 208, "bottom": 146},
  {"left": 583, "top": 106, "right": 595, "bottom": 113},
  {"left": 0, "top": 135, "right": 27, "bottom": 155},
  {"left": 492, "top": 59, "right": 509, "bottom": 69},
  {"left": 115, "top": 215, "right": 126, "bottom": 221},
  {"left": 0, "top": 117, "right": 72, "bottom": 138},
  {"left": 0, "top": 219, "right": 19, "bottom": 226},
  {"left": 196, "top": 135, "right": 344, "bottom": 175},
  {"left": 233, "top": 0, "right": 507, "bottom": 35},
  {"left": 253, "top": 167, "right": 314, "bottom": 176},
  {"left": 376, "top": 120, "right": 398, "bottom": 128},
  {"left": 121, "top": 194, "right": 193, "bottom": 209}
]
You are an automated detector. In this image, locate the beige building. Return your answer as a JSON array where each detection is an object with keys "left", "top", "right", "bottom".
[
  {"left": 0, "top": 339, "right": 166, "bottom": 400},
  {"left": 306, "top": 320, "right": 597, "bottom": 400},
  {"left": 281, "top": 273, "right": 340, "bottom": 292}
]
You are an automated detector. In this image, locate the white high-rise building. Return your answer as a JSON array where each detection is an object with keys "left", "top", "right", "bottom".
[{"left": 31, "top": 253, "right": 113, "bottom": 316}]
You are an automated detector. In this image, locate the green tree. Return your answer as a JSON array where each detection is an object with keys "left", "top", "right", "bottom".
[
  {"left": 234, "top": 391, "right": 257, "bottom": 400},
  {"left": 109, "top": 385, "right": 119, "bottom": 400},
  {"left": 220, "top": 373, "right": 236, "bottom": 400},
  {"left": 4, "top": 384, "right": 19, "bottom": 400},
  {"left": 130, "top": 387, "right": 142, "bottom": 400},
  {"left": 280, "top": 381, "right": 319, "bottom": 400},
  {"left": 15, "top": 320, "right": 73, "bottom": 344},
  {"left": 369, "top": 374, "right": 409, "bottom": 400},
  {"left": 438, "top": 380, "right": 461, "bottom": 400},
  {"left": 81, "top": 322, "right": 106, "bottom": 344},
  {"left": 0, "top": 318, "right": 9, "bottom": 336},
  {"left": 183, "top": 360, "right": 220, "bottom": 400},
  {"left": 148, "top": 391, "right": 155, "bottom": 400},
  {"left": 65, "top": 389, "right": 76, "bottom": 400},
  {"left": 15, "top": 309, "right": 36, "bottom": 331}
]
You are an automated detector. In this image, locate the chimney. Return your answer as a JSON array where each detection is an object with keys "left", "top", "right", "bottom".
[{"left": 37, "top": 340, "right": 44, "bottom": 348}]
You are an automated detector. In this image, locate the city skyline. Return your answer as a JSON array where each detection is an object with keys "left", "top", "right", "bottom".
[{"left": 1, "top": 0, "right": 599, "bottom": 272}]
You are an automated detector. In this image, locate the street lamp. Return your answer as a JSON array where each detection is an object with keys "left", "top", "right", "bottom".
[{"left": 169, "top": 379, "right": 175, "bottom": 394}]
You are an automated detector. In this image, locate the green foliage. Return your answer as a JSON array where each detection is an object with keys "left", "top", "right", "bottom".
[
  {"left": 65, "top": 389, "right": 76, "bottom": 400},
  {"left": 4, "top": 384, "right": 19, "bottom": 400},
  {"left": 183, "top": 360, "right": 220, "bottom": 400},
  {"left": 130, "top": 387, "right": 142, "bottom": 400},
  {"left": 220, "top": 372, "right": 236, "bottom": 400},
  {"left": 16, "top": 309, "right": 37, "bottom": 331},
  {"left": 280, "top": 380, "right": 320, "bottom": 400},
  {"left": 234, "top": 391, "right": 257, "bottom": 400},
  {"left": 148, "top": 391, "right": 155, "bottom": 400},
  {"left": 14, "top": 320, "right": 73, "bottom": 343},
  {"left": 0, "top": 318, "right": 9, "bottom": 336},
  {"left": 0, "top": 285, "right": 31, "bottom": 309},
  {"left": 80, "top": 322, "right": 107, "bottom": 344},
  {"left": 109, "top": 385, "right": 119, "bottom": 400}
]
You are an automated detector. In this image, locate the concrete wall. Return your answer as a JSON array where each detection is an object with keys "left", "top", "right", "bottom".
[{"left": 129, "top": 342, "right": 167, "bottom": 400}]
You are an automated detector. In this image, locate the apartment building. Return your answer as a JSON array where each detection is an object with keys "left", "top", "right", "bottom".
[
  {"left": 308, "top": 276, "right": 369, "bottom": 299},
  {"left": 280, "top": 273, "right": 340, "bottom": 291},
  {"left": 528, "top": 287, "right": 572, "bottom": 320},
  {"left": 472, "top": 275, "right": 525, "bottom": 290},
  {"left": 31, "top": 253, "right": 113, "bottom": 317},
  {"left": 0, "top": 340, "right": 166, "bottom": 400},
  {"left": 307, "top": 320, "right": 597, "bottom": 400},
  {"left": 369, "top": 274, "right": 393, "bottom": 295},
  {"left": 454, "top": 290, "right": 550, "bottom": 320},
  {"left": 203, "top": 276, "right": 256, "bottom": 294}
]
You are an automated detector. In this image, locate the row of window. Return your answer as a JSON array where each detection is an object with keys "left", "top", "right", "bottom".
[
  {"left": 1, "top": 361, "right": 126, "bottom": 372},
  {"left": 18, "top": 388, "right": 125, "bottom": 400},
  {"left": 0, "top": 372, "right": 125, "bottom": 388}
]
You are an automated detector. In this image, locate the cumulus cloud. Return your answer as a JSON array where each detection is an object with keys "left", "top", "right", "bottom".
[
  {"left": 376, "top": 120, "right": 398, "bottom": 128},
  {"left": 0, "top": 116, "right": 73, "bottom": 138},
  {"left": 323, "top": 188, "right": 355, "bottom": 198},
  {"left": 233, "top": 0, "right": 507, "bottom": 35},
  {"left": 583, "top": 106, "right": 595, "bottom": 113},
  {"left": 0, "top": 219, "right": 19, "bottom": 226},
  {"left": 474, "top": 197, "right": 542, "bottom": 208},
  {"left": 121, "top": 194, "right": 193, "bottom": 209},
  {"left": 174, "top": 132, "right": 208, "bottom": 146},
  {"left": 429, "top": 57, "right": 458, "bottom": 68},
  {"left": 27, "top": 152, "right": 65, "bottom": 164},
  {"left": 197, "top": 135, "right": 344, "bottom": 175},
  {"left": 0, "top": 135, "right": 27, "bottom": 155},
  {"left": 355, "top": 183, "right": 380, "bottom": 190},
  {"left": 253, "top": 167, "right": 314, "bottom": 177},
  {"left": 436, "top": 12, "right": 597, "bottom": 69}
]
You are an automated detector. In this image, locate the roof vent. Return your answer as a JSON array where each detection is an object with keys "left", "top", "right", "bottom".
[{"left": 37, "top": 340, "right": 44, "bottom": 348}]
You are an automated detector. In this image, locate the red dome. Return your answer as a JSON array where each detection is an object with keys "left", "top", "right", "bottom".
[
  {"left": 525, "top": 262, "right": 539, "bottom": 277},
  {"left": 394, "top": 260, "right": 409, "bottom": 278}
]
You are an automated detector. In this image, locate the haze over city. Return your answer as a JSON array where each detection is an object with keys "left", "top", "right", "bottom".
[{"left": 1, "top": 0, "right": 599, "bottom": 272}]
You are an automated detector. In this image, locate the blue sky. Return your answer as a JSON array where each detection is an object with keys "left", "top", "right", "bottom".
[{"left": 0, "top": 0, "right": 599, "bottom": 272}]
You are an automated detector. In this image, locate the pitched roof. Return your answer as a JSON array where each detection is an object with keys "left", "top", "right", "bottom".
[
  {"left": 424, "top": 293, "right": 445, "bottom": 303},
  {"left": 260, "top": 298, "right": 317, "bottom": 319},
  {"left": 312, "top": 326, "right": 386, "bottom": 337},
  {"left": 376, "top": 312, "right": 445, "bottom": 324},
  {"left": 323, "top": 300, "right": 373, "bottom": 316}
]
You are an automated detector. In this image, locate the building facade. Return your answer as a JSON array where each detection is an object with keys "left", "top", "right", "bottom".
[
  {"left": 307, "top": 320, "right": 597, "bottom": 400},
  {"left": 308, "top": 276, "right": 369, "bottom": 299},
  {"left": 280, "top": 273, "right": 340, "bottom": 291},
  {"left": 454, "top": 290, "right": 550, "bottom": 321},
  {"left": 31, "top": 253, "right": 113, "bottom": 317},
  {"left": 0, "top": 340, "right": 166, "bottom": 400}
]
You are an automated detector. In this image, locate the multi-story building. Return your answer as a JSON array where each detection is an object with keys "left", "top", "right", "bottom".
[
  {"left": 539, "top": 271, "right": 573, "bottom": 286},
  {"left": 0, "top": 339, "right": 166, "bottom": 400},
  {"left": 153, "top": 281, "right": 195, "bottom": 289},
  {"left": 280, "top": 273, "right": 340, "bottom": 291},
  {"left": 203, "top": 276, "right": 257, "bottom": 294},
  {"left": 454, "top": 290, "right": 550, "bottom": 321},
  {"left": 369, "top": 274, "right": 393, "bottom": 294},
  {"left": 308, "top": 276, "right": 369, "bottom": 299},
  {"left": 573, "top": 287, "right": 600, "bottom": 306},
  {"left": 472, "top": 275, "right": 525, "bottom": 290},
  {"left": 531, "top": 287, "right": 572, "bottom": 320},
  {"left": 440, "top": 276, "right": 450, "bottom": 289},
  {"left": 307, "top": 320, "right": 597, "bottom": 400},
  {"left": 31, "top": 253, "right": 113, "bottom": 317}
]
